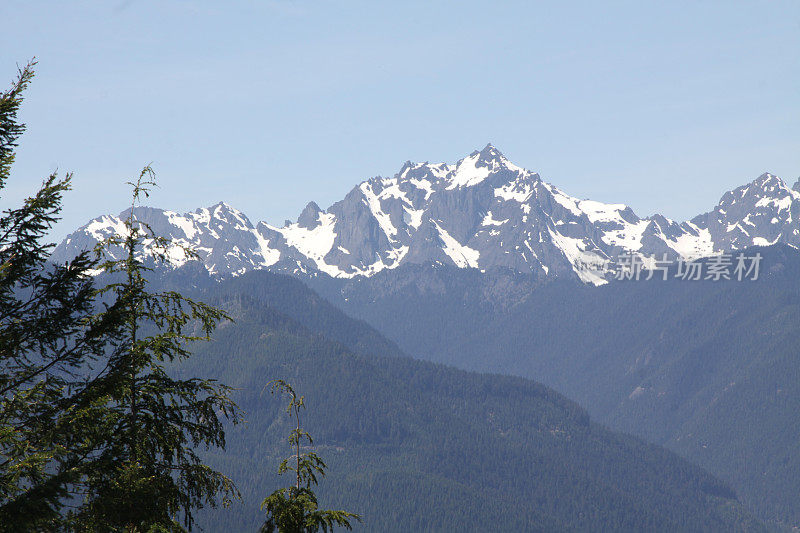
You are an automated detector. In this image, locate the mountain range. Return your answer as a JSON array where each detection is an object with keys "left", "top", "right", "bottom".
[
  {"left": 50, "top": 146, "right": 800, "bottom": 529},
  {"left": 52, "top": 145, "right": 800, "bottom": 285}
]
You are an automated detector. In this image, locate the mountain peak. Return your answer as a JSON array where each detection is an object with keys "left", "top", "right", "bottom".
[
  {"left": 751, "top": 172, "right": 782, "bottom": 189},
  {"left": 793, "top": 177, "right": 800, "bottom": 193},
  {"left": 716, "top": 173, "right": 792, "bottom": 209},
  {"left": 297, "top": 201, "right": 323, "bottom": 229},
  {"left": 398, "top": 160, "right": 414, "bottom": 174},
  {"left": 212, "top": 201, "right": 235, "bottom": 210},
  {"left": 208, "top": 201, "right": 248, "bottom": 219},
  {"left": 476, "top": 143, "right": 504, "bottom": 161}
]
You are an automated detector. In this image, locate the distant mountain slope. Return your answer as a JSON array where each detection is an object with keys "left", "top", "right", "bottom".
[
  {"left": 314, "top": 244, "right": 800, "bottom": 529},
  {"left": 209, "top": 271, "right": 408, "bottom": 359},
  {"left": 52, "top": 145, "right": 799, "bottom": 284},
  {"left": 168, "top": 271, "right": 763, "bottom": 532}
]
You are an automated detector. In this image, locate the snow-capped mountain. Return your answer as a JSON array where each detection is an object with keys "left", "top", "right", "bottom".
[
  {"left": 51, "top": 145, "right": 800, "bottom": 284},
  {"left": 691, "top": 172, "right": 800, "bottom": 251}
]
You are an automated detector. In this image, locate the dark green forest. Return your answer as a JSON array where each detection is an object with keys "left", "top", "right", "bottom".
[
  {"left": 307, "top": 246, "right": 800, "bottom": 529},
  {"left": 163, "top": 270, "right": 764, "bottom": 532}
]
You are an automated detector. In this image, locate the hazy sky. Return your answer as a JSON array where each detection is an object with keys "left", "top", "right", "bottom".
[{"left": 2, "top": 1, "right": 799, "bottom": 240}]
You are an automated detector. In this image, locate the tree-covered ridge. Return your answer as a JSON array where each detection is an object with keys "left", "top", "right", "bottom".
[
  {"left": 311, "top": 245, "right": 800, "bottom": 529},
  {"left": 164, "top": 270, "right": 765, "bottom": 532}
]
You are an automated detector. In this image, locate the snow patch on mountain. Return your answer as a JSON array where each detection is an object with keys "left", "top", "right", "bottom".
[
  {"left": 577, "top": 200, "right": 630, "bottom": 225},
  {"left": 447, "top": 152, "right": 493, "bottom": 189},
  {"left": 753, "top": 236, "right": 780, "bottom": 246},
  {"left": 482, "top": 211, "right": 507, "bottom": 226},
  {"left": 279, "top": 212, "right": 339, "bottom": 275},
  {"left": 85, "top": 215, "right": 128, "bottom": 241},
  {"left": 409, "top": 177, "right": 435, "bottom": 199},
  {"left": 252, "top": 229, "right": 281, "bottom": 267},
  {"left": 603, "top": 220, "right": 650, "bottom": 250},
  {"left": 433, "top": 221, "right": 480, "bottom": 268},
  {"left": 360, "top": 181, "right": 400, "bottom": 241},
  {"left": 547, "top": 229, "right": 608, "bottom": 285},
  {"left": 665, "top": 225, "right": 715, "bottom": 260},
  {"left": 495, "top": 180, "right": 534, "bottom": 204}
]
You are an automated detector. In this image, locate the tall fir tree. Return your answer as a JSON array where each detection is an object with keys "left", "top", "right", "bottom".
[
  {"left": 0, "top": 61, "right": 124, "bottom": 530},
  {"left": 70, "top": 168, "right": 242, "bottom": 531},
  {"left": 261, "top": 380, "right": 361, "bottom": 533},
  {"left": 0, "top": 61, "right": 242, "bottom": 532}
]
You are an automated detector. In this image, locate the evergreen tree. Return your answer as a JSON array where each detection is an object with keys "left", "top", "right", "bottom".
[
  {"left": 0, "top": 60, "right": 124, "bottom": 531},
  {"left": 261, "top": 380, "right": 361, "bottom": 533},
  {"left": 0, "top": 61, "right": 242, "bottom": 531},
  {"left": 70, "top": 168, "right": 242, "bottom": 531}
]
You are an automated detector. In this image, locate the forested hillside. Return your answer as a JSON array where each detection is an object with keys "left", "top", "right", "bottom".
[
  {"left": 310, "top": 244, "right": 800, "bottom": 529},
  {"left": 165, "top": 271, "right": 763, "bottom": 532}
]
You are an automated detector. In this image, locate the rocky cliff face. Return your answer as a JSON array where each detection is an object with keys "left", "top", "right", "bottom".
[{"left": 52, "top": 145, "right": 800, "bottom": 285}]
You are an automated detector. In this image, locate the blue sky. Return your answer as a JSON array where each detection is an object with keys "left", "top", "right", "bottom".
[{"left": 2, "top": 0, "right": 799, "bottom": 240}]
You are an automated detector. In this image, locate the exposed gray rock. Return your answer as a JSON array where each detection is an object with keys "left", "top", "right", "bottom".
[{"left": 296, "top": 202, "right": 322, "bottom": 229}]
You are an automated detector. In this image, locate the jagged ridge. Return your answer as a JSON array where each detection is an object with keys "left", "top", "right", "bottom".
[{"left": 52, "top": 145, "right": 800, "bottom": 285}]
